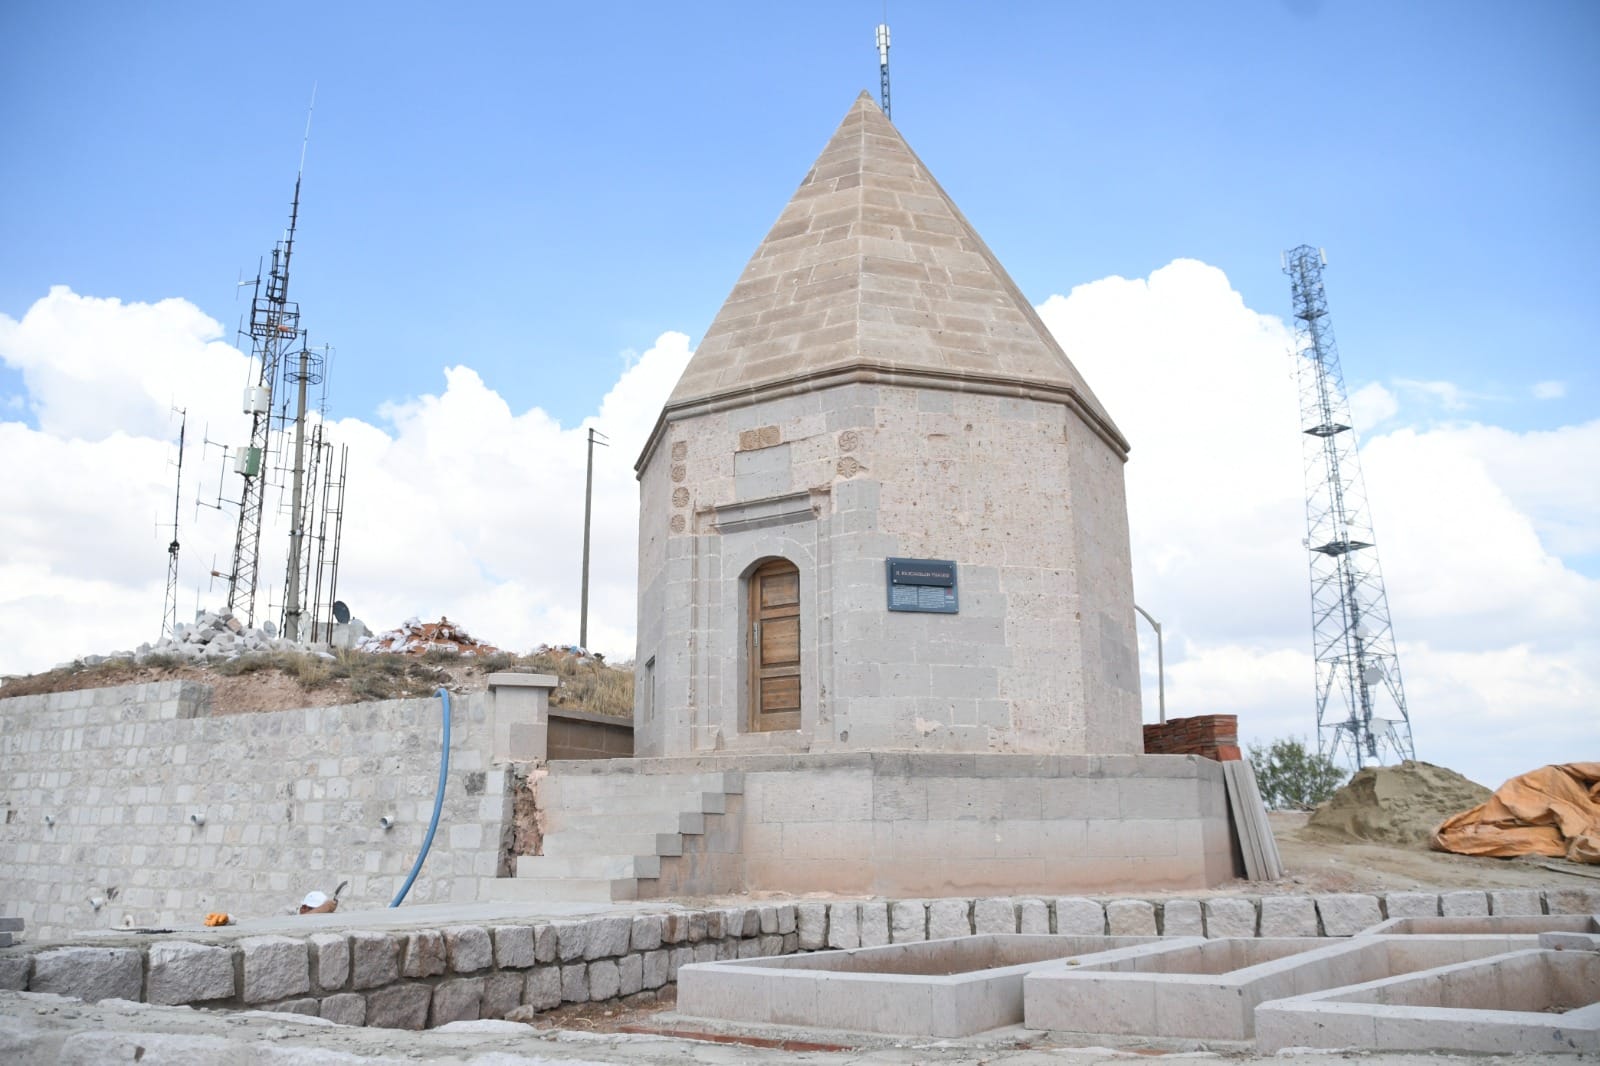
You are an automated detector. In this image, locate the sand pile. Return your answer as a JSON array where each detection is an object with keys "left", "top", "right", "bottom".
[{"left": 1305, "top": 760, "right": 1491, "bottom": 848}]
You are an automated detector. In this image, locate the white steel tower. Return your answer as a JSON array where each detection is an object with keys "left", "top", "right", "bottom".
[{"left": 1284, "top": 245, "right": 1416, "bottom": 769}]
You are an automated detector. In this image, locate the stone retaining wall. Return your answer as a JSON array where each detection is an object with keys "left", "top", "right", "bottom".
[
  {"left": 2, "top": 888, "right": 1595, "bottom": 1030},
  {"left": 0, "top": 682, "right": 508, "bottom": 939}
]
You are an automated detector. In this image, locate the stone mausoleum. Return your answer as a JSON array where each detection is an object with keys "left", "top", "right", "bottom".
[
  {"left": 634, "top": 93, "right": 1140, "bottom": 758},
  {"left": 502, "top": 95, "right": 1236, "bottom": 903}
]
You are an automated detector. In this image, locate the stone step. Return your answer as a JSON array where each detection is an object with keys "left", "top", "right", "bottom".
[
  {"left": 479, "top": 876, "right": 635, "bottom": 903},
  {"left": 542, "top": 831, "right": 684, "bottom": 858},
  {"left": 545, "top": 808, "right": 712, "bottom": 839},
  {"left": 516, "top": 853, "right": 660, "bottom": 880},
  {"left": 542, "top": 772, "right": 743, "bottom": 803}
]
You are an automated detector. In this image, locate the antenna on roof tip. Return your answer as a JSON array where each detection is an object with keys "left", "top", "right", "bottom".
[{"left": 875, "top": 20, "right": 892, "bottom": 120}]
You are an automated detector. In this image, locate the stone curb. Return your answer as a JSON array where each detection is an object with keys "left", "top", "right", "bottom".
[{"left": 2, "top": 886, "right": 1594, "bottom": 1030}]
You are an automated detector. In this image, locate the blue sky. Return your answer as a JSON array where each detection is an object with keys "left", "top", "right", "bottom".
[
  {"left": 3, "top": 1, "right": 1595, "bottom": 431},
  {"left": 1, "top": 2, "right": 1596, "bottom": 785}
]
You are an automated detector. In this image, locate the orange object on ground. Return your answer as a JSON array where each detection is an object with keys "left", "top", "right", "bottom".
[
  {"left": 203, "top": 912, "right": 231, "bottom": 926},
  {"left": 1432, "top": 762, "right": 1600, "bottom": 864}
]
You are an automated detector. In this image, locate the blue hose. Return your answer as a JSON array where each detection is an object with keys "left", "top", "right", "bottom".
[{"left": 390, "top": 687, "right": 451, "bottom": 907}]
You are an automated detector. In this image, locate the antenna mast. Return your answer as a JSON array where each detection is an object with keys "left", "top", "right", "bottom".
[
  {"left": 1284, "top": 245, "right": 1416, "bottom": 770},
  {"left": 161, "top": 409, "right": 188, "bottom": 639},
  {"left": 875, "top": 21, "right": 892, "bottom": 119},
  {"left": 224, "top": 91, "right": 314, "bottom": 627}
]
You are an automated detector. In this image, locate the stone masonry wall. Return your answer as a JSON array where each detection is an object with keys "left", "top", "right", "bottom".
[
  {"left": 0, "top": 682, "right": 508, "bottom": 941},
  {"left": 636, "top": 381, "right": 1142, "bottom": 757},
  {"left": 1, "top": 888, "right": 1595, "bottom": 1030}
]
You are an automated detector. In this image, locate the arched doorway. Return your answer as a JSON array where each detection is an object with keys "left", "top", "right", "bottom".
[{"left": 748, "top": 558, "right": 801, "bottom": 732}]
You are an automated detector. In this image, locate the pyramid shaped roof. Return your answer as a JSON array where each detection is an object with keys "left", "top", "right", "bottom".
[{"left": 659, "top": 92, "right": 1125, "bottom": 454}]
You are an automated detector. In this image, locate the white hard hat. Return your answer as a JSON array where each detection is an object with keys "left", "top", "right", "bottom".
[{"left": 301, "top": 891, "right": 329, "bottom": 909}]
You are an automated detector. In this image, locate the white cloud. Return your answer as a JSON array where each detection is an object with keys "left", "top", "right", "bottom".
[
  {"left": 1347, "top": 381, "right": 1398, "bottom": 433},
  {"left": 3, "top": 273, "right": 1594, "bottom": 795},
  {"left": 1041, "top": 261, "right": 1599, "bottom": 791},
  {"left": 0, "top": 287, "right": 690, "bottom": 675},
  {"left": 1532, "top": 380, "right": 1565, "bottom": 400}
]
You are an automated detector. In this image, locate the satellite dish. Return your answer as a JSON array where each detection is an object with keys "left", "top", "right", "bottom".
[{"left": 332, "top": 601, "right": 351, "bottom": 624}]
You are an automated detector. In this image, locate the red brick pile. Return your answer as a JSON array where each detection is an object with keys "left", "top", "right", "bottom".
[{"left": 1142, "top": 714, "right": 1241, "bottom": 762}]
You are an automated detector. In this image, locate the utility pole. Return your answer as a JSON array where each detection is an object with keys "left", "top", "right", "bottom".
[
  {"left": 281, "top": 339, "right": 312, "bottom": 641},
  {"left": 1133, "top": 604, "right": 1165, "bottom": 724},
  {"left": 579, "top": 427, "right": 609, "bottom": 650}
]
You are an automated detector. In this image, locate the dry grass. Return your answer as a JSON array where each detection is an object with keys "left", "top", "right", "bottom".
[{"left": 2, "top": 644, "right": 634, "bottom": 717}]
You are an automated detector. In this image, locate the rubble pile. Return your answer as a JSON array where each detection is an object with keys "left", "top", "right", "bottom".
[
  {"left": 355, "top": 616, "right": 499, "bottom": 657},
  {"left": 84, "top": 608, "right": 355, "bottom": 667}
]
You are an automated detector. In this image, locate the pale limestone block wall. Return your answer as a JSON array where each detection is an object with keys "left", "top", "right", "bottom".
[
  {"left": 0, "top": 682, "right": 509, "bottom": 942},
  {"left": 634, "top": 380, "right": 1141, "bottom": 757}
]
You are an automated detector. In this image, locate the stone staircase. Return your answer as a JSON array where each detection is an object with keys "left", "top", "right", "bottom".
[{"left": 481, "top": 769, "right": 744, "bottom": 903}]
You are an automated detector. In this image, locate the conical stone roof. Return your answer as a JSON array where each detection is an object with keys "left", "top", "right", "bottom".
[{"left": 661, "top": 92, "right": 1125, "bottom": 453}]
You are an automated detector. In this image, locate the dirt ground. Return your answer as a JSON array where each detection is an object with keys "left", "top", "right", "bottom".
[{"left": 1266, "top": 810, "right": 1598, "bottom": 893}]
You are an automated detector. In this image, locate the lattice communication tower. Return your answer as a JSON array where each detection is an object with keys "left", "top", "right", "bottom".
[
  {"left": 1284, "top": 245, "right": 1416, "bottom": 769},
  {"left": 875, "top": 23, "right": 892, "bottom": 119}
]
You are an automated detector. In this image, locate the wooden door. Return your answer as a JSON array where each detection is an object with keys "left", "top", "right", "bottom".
[{"left": 749, "top": 559, "right": 801, "bottom": 732}]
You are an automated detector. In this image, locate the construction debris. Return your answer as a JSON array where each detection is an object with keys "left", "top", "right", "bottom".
[
  {"left": 75, "top": 608, "right": 361, "bottom": 668},
  {"left": 356, "top": 616, "right": 499, "bottom": 657}
]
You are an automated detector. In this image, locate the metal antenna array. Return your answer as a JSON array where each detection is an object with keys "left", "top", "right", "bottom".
[
  {"left": 875, "top": 21, "right": 892, "bottom": 119},
  {"left": 161, "top": 409, "right": 188, "bottom": 639},
  {"left": 225, "top": 169, "right": 304, "bottom": 626},
  {"left": 1283, "top": 245, "right": 1416, "bottom": 770}
]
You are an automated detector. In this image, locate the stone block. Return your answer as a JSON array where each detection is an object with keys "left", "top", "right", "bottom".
[
  {"left": 0, "top": 955, "right": 30, "bottom": 991},
  {"left": 554, "top": 920, "right": 588, "bottom": 962},
  {"left": 859, "top": 901, "right": 890, "bottom": 947},
  {"left": 309, "top": 933, "right": 349, "bottom": 991},
  {"left": 796, "top": 902, "right": 827, "bottom": 950},
  {"left": 1488, "top": 889, "right": 1543, "bottom": 916},
  {"left": 482, "top": 972, "right": 524, "bottom": 1020},
  {"left": 890, "top": 899, "right": 927, "bottom": 943},
  {"left": 669, "top": 945, "right": 693, "bottom": 978},
  {"left": 777, "top": 904, "right": 797, "bottom": 934},
  {"left": 642, "top": 950, "right": 669, "bottom": 990},
  {"left": 827, "top": 902, "right": 861, "bottom": 948},
  {"left": 492, "top": 925, "right": 536, "bottom": 969},
  {"left": 630, "top": 915, "right": 663, "bottom": 952},
  {"left": 740, "top": 909, "right": 761, "bottom": 937},
  {"left": 1544, "top": 887, "right": 1600, "bottom": 914},
  {"left": 1161, "top": 899, "right": 1204, "bottom": 937},
  {"left": 1018, "top": 898, "right": 1050, "bottom": 935},
  {"left": 430, "top": 977, "right": 484, "bottom": 1026},
  {"left": 31, "top": 947, "right": 143, "bottom": 1003},
  {"left": 660, "top": 913, "right": 687, "bottom": 944},
  {"left": 1106, "top": 899, "right": 1156, "bottom": 935},
  {"left": 758, "top": 905, "right": 779, "bottom": 934},
  {"left": 974, "top": 897, "right": 1017, "bottom": 934},
  {"left": 319, "top": 992, "right": 366, "bottom": 1026},
  {"left": 147, "top": 941, "right": 235, "bottom": 1005},
  {"left": 1383, "top": 892, "right": 1439, "bottom": 919},
  {"left": 1203, "top": 897, "right": 1258, "bottom": 938},
  {"left": 444, "top": 925, "right": 493, "bottom": 973},
  {"left": 618, "top": 953, "right": 643, "bottom": 996},
  {"left": 366, "top": 983, "right": 431, "bottom": 1030},
  {"left": 402, "top": 931, "right": 446, "bottom": 978},
  {"left": 701, "top": 911, "right": 722, "bottom": 940},
  {"left": 527, "top": 965, "right": 563, "bottom": 1010},
  {"left": 533, "top": 923, "right": 558, "bottom": 963},
  {"left": 561, "top": 962, "right": 588, "bottom": 1002},
  {"left": 585, "top": 916, "right": 633, "bottom": 960},
  {"left": 588, "top": 959, "right": 620, "bottom": 1001},
  {"left": 1439, "top": 890, "right": 1489, "bottom": 917},
  {"left": 240, "top": 936, "right": 310, "bottom": 1004},
  {"left": 1316, "top": 893, "right": 1383, "bottom": 936},
  {"left": 928, "top": 899, "right": 971, "bottom": 939},
  {"left": 737, "top": 939, "right": 761, "bottom": 959},
  {"left": 1054, "top": 897, "right": 1106, "bottom": 935},
  {"left": 1258, "top": 896, "right": 1319, "bottom": 938},
  {"left": 349, "top": 931, "right": 400, "bottom": 989}
]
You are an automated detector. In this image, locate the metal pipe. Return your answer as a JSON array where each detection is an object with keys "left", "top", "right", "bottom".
[
  {"left": 1133, "top": 604, "right": 1166, "bottom": 724},
  {"left": 390, "top": 688, "right": 451, "bottom": 907}
]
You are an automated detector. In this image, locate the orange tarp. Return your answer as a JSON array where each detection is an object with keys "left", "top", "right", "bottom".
[{"left": 1432, "top": 762, "right": 1600, "bottom": 864}]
